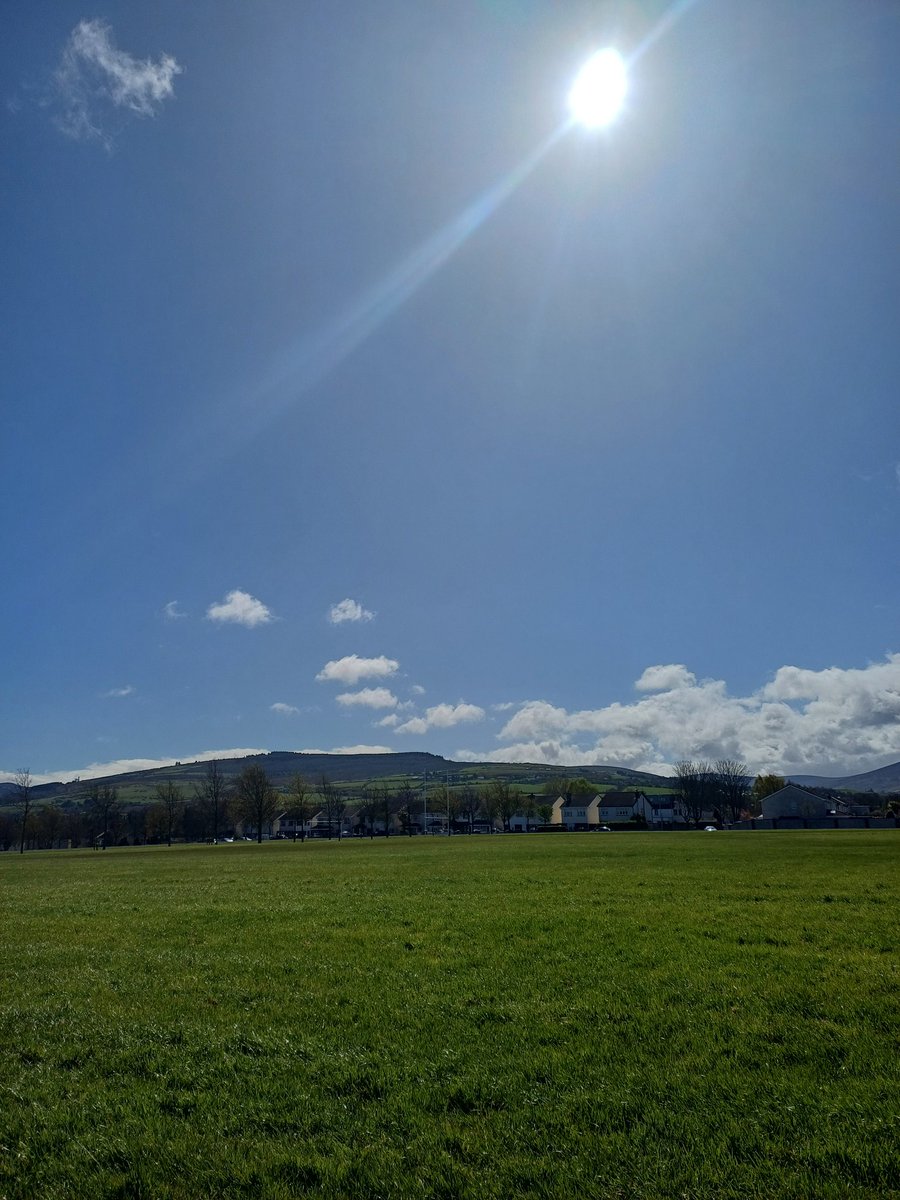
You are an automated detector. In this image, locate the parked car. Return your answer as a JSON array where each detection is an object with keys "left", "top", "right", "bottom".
[{"left": 703, "top": 825, "right": 718, "bottom": 832}]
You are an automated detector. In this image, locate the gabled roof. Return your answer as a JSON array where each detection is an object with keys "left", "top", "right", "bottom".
[
  {"left": 763, "top": 784, "right": 825, "bottom": 805},
  {"left": 600, "top": 791, "right": 640, "bottom": 807},
  {"left": 561, "top": 793, "right": 599, "bottom": 808}
]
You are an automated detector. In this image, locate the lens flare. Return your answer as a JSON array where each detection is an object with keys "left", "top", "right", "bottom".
[{"left": 568, "top": 48, "right": 627, "bottom": 128}]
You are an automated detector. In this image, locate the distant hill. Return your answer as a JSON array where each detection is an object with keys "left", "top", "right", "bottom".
[
  {"left": 789, "top": 761, "right": 900, "bottom": 794},
  {"left": 8, "top": 752, "right": 674, "bottom": 807}
]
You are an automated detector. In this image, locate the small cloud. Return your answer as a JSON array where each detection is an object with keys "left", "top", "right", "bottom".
[
  {"left": 410, "top": 684, "right": 426, "bottom": 696},
  {"left": 375, "top": 714, "right": 400, "bottom": 728},
  {"left": 206, "top": 590, "right": 274, "bottom": 628},
  {"left": 328, "top": 598, "right": 374, "bottom": 624},
  {"left": 395, "top": 716, "right": 428, "bottom": 735},
  {"left": 491, "top": 701, "right": 516, "bottom": 712},
  {"left": 292, "top": 742, "right": 393, "bottom": 755},
  {"left": 163, "top": 600, "right": 187, "bottom": 620},
  {"left": 336, "top": 687, "right": 398, "bottom": 709},
  {"left": 895, "top": 462, "right": 900, "bottom": 489},
  {"left": 52, "top": 18, "right": 182, "bottom": 145},
  {"left": 634, "top": 664, "right": 696, "bottom": 693},
  {"left": 316, "top": 654, "right": 398, "bottom": 685},
  {"left": 270, "top": 702, "right": 300, "bottom": 716},
  {"left": 395, "top": 702, "right": 485, "bottom": 735},
  {"left": 103, "top": 685, "right": 135, "bottom": 698}
]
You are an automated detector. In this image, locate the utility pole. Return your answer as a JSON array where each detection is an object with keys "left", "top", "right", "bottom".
[{"left": 423, "top": 770, "right": 427, "bottom": 835}]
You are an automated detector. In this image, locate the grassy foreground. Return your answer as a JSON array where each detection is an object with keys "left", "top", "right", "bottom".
[{"left": 1, "top": 833, "right": 898, "bottom": 1199}]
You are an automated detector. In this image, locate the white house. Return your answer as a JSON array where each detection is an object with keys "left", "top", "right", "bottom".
[{"left": 560, "top": 794, "right": 601, "bottom": 829}]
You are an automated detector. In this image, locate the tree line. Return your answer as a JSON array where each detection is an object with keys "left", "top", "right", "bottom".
[{"left": 5, "top": 760, "right": 897, "bottom": 851}]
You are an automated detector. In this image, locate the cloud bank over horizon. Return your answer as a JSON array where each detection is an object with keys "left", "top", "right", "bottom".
[
  {"left": 0, "top": 748, "right": 268, "bottom": 788},
  {"left": 455, "top": 655, "right": 900, "bottom": 776}
]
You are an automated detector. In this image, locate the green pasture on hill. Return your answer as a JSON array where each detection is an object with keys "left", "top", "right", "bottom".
[{"left": 1, "top": 833, "right": 898, "bottom": 1199}]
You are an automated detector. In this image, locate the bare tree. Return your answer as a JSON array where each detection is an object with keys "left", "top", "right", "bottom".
[
  {"left": 154, "top": 781, "right": 184, "bottom": 846},
  {"left": 194, "top": 760, "right": 229, "bottom": 843},
  {"left": 458, "top": 786, "right": 481, "bottom": 833},
  {"left": 395, "top": 781, "right": 420, "bottom": 835},
  {"left": 318, "top": 775, "right": 345, "bottom": 839},
  {"left": 235, "top": 766, "right": 277, "bottom": 843},
  {"left": 85, "top": 782, "right": 120, "bottom": 849},
  {"left": 374, "top": 784, "right": 395, "bottom": 837},
  {"left": 713, "top": 759, "right": 751, "bottom": 823},
  {"left": 484, "top": 780, "right": 516, "bottom": 831},
  {"left": 36, "top": 803, "right": 65, "bottom": 849},
  {"left": 13, "top": 769, "right": 33, "bottom": 854},
  {"left": 674, "top": 760, "right": 715, "bottom": 828},
  {"left": 285, "top": 773, "right": 313, "bottom": 842}
]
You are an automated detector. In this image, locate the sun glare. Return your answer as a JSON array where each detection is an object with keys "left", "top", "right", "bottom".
[{"left": 568, "top": 48, "right": 627, "bottom": 129}]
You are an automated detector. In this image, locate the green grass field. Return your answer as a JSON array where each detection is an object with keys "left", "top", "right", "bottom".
[{"left": 1, "top": 833, "right": 898, "bottom": 1199}]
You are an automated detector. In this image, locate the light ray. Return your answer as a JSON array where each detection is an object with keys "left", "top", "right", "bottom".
[
  {"left": 250, "top": 123, "right": 569, "bottom": 430},
  {"left": 628, "top": 0, "right": 705, "bottom": 66}
]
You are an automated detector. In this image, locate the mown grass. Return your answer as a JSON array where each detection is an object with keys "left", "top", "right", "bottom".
[{"left": 1, "top": 833, "right": 898, "bottom": 1199}]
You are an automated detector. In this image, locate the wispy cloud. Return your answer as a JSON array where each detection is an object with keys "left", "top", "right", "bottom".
[
  {"left": 336, "top": 687, "right": 398, "bottom": 710},
  {"left": 455, "top": 654, "right": 900, "bottom": 776},
  {"left": 0, "top": 747, "right": 267, "bottom": 787},
  {"left": 103, "top": 685, "right": 135, "bottom": 698},
  {"left": 316, "top": 654, "right": 398, "bottom": 686},
  {"left": 395, "top": 702, "right": 485, "bottom": 735},
  {"left": 298, "top": 745, "right": 393, "bottom": 756},
  {"left": 163, "top": 600, "right": 187, "bottom": 620},
  {"left": 375, "top": 714, "right": 400, "bottom": 727},
  {"left": 270, "top": 702, "right": 300, "bottom": 716},
  {"left": 328, "top": 598, "right": 374, "bottom": 624},
  {"left": 53, "top": 18, "right": 182, "bottom": 145},
  {"left": 410, "top": 684, "right": 426, "bottom": 696},
  {"left": 206, "top": 590, "right": 274, "bottom": 628}
]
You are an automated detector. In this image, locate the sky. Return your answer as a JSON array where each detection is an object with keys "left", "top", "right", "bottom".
[{"left": 2, "top": 0, "right": 898, "bottom": 784}]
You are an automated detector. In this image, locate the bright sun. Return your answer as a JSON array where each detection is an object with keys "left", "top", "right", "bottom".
[{"left": 568, "top": 48, "right": 628, "bottom": 129}]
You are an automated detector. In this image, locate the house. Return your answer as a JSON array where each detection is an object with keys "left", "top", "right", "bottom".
[
  {"left": 509, "top": 795, "right": 565, "bottom": 831},
  {"left": 634, "top": 792, "right": 680, "bottom": 826},
  {"left": 560, "top": 794, "right": 601, "bottom": 829},
  {"left": 598, "top": 791, "right": 641, "bottom": 823},
  {"left": 761, "top": 785, "right": 832, "bottom": 820},
  {"left": 272, "top": 810, "right": 322, "bottom": 839}
]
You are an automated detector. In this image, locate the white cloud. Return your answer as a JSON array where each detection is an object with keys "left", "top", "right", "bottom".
[
  {"left": 395, "top": 702, "right": 485, "bottom": 735},
  {"left": 395, "top": 716, "right": 428, "bottom": 735},
  {"left": 375, "top": 714, "right": 400, "bottom": 727},
  {"left": 455, "top": 655, "right": 900, "bottom": 776},
  {"left": 635, "top": 664, "right": 696, "bottom": 692},
  {"left": 328, "top": 598, "right": 374, "bottom": 624},
  {"left": 316, "top": 654, "right": 398, "bottom": 685},
  {"left": 103, "top": 685, "right": 134, "bottom": 698},
  {"left": 163, "top": 600, "right": 187, "bottom": 620},
  {"left": 206, "top": 590, "right": 273, "bottom": 628},
  {"left": 410, "top": 684, "right": 426, "bottom": 696},
  {"left": 336, "top": 687, "right": 398, "bottom": 709},
  {"left": 53, "top": 19, "right": 182, "bottom": 144},
  {"left": 0, "top": 747, "right": 267, "bottom": 787},
  {"left": 328, "top": 745, "right": 393, "bottom": 755},
  {"left": 270, "top": 702, "right": 300, "bottom": 716}
]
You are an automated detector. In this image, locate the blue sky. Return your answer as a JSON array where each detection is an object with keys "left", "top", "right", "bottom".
[{"left": 3, "top": 0, "right": 898, "bottom": 783}]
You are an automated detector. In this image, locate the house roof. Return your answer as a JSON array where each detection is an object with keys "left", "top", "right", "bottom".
[
  {"left": 763, "top": 784, "right": 826, "bottom": 805},
  {"left": 561, "top": 794, "right": 599, "bottom": 808},
  {"left": 600, "top": 791, "right": 640, "bottom": 807}
]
